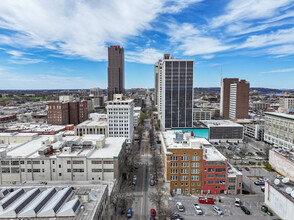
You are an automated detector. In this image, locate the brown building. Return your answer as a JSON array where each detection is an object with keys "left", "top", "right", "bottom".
[
  {"left": 108, "top": 45, "right": 124, "bottom": 101},
  {"left": 47, "top": 101, "right": 88, "bottom": 125},
  {"left": 220, "top": 78, "right": 249, "bottom": 119},
  {"left": 160, "top": 131, "right": 206, "bottom": 195}
]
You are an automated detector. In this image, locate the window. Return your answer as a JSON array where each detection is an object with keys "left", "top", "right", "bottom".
[
  {"left": 170, "top": 163, "right": 178, "bottom": 167},
  {"left": 104, "top": 161, "right": 113, "bottom": 164},
  {"left": 104, "top": 169, "right": 114, "bottom": 172},
  {"left": 207, "top": 161, "right": 214, "bottom": 166},
  {"left": 20, "top": 161, "right": 24, "bottom": 164},
  {"left": 181, "top": 156, "right": 188, "bottom": 161},
  {"left": 1, "top": 167, "right": 10, "bottom": 173},
  {"left": 170, "top": 176, "right": 178, "bottom": 181},
  {"left": 215, "top": 174, "right": 226, "bottom": 178},
  {"left": 1, "top": 161, "right": 10, "bottom": 166},
  {"left": 207, "top": 181, "right": 214, "bottom": 184},
  {"left": 215, "top": 161, "right": 226, "bottom": 165},
  {"left": 229, "top": 178, "right": 236, "bottom": 183},
  {"left": 191, "top": 175, "right": 199, "bottom": 181},
  {"left": 67, "top": 160, "right": 71, "bottom": 164},
  {"left": 181, "top": 169, "right": 188, "bottom": 174},
  {"left": 215, "top": 180, "right": 226, "bottom": 184},
  {"left": 171, "top": 156, "right": 178, "bottom": 161},
  {"left": 92, "top": 169, "right": 102, "bottom": 172},
  {"left": 72, "top": 160, "right": 84, "bottom": 164},
  {"left": 170, "top": 169, "right": 178, "bottom": 174},
  {"left": 32, "top": 161, "right": 40, "bottom": 164},
  {"left": 11, "top": 161, "right": 19, "bottom": 166},
  {"left": 191, "top": 169, "right": 199, "bottom": 174},
  {"left": 215, "top": 168, "right": 226, "bottom": 172},
  {"left": 11, "top": 168, "right": 20, "bottom": 173},
  {"left": 67, "top": 169, "right": 71, "bottom": 172},
  {"left": 228, "top": 185, "right": 235, "bottom": 190},
  {"left": 192, "top": 156, "right": 199, "bottom": 161},
  {"left": 73, "top": 169, "right": 84, "bottom": 172},
  {"left": 59, "top": 164, "right": 61, "bottom": 168},
  {"left": 181, "top": 163, "right": 189, "bottom": 167},
  {"left": 191, "top": 162, "right": 199, "bottom": 167},
  {"left": 59, "top": 173, "right": 62, "bottom": 176},
  {"left": 92, "top": 160, "right": 102, "bottom": 164},
  {"left": 208, "top": 168, "right": 214, "bottom": 172},
  {"left": 181, "top": 176, "right": 188, "bottom": 181},
  {"left": 207, "top": 174, "right": 214, "bottom": 178},
  {"left": 53, "top": 169, "right": 55, "bottom": 172},
  {"left": 52, "top": 161, "right": 55, "bottom": 164}
]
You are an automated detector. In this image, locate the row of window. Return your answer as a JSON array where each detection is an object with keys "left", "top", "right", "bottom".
[
  {"left": 170, "top": 156, "right": 200, "bottom": 161},
  {"left": 170, "top": 162, "right": 200, "bottom": 167},
  {"left": 1, "top": 160, "right": 114, "bottom": 166},
  {"left": 170, "top": 169, "right": 200, "bottom": 174},
  {"left": 170, "top": 175, "right": 200, "bottom": 181}
]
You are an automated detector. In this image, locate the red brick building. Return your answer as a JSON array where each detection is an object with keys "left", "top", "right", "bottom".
[{"left": 47, "top": 101, "right": 88, "bottom": 125}]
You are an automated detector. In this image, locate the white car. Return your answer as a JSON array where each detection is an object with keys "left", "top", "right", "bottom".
[
  {"left": 176, "top": 202, "right": 185, "bottom": 212},
  {"left": 193, "top": 204, "right": 203, "bottom": 215},
  {"left": 213, "top": 205, "right": 223, "bottom": 215},
  {"left": 235, "top": 198, "right": 241, "bottom": 207}
]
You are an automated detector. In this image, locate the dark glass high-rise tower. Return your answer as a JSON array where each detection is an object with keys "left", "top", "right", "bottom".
[
  {"left": 108, "top": 45, "right": 124, "bottom": 100},
  {"left": 162, "top": 57, "right": 194, "bottom": 129}
]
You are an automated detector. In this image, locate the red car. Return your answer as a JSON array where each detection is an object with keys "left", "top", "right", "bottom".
[
  {"left": 151, "top": 209, "right": 156, "bottom": 217},
  {"left": 245, "top": 167, "right": 250, "bottom": 171}
]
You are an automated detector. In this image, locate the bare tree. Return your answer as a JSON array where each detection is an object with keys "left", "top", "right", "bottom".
[{"left": 238, "top": 146, "right": 248, "bottom": 163}]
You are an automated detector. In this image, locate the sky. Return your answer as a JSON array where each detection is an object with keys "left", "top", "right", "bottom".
[{"left": 0, "top": 0, "right": 294, "bottom": 89}]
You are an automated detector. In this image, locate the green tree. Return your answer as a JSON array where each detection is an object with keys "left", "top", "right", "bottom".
[{"left": 139, "top": 112, "right": 147, "bottom": 122}]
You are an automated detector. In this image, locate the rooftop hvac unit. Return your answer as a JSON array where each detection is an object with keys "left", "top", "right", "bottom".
[
  {"left": 286, "top": 187, "right": 292, "bottom": 194},
  {"left": 274, "top": 179, "right": 280, "bottom": 185},
  {"left": 282, "top": 177, "right": 290, "bottom": 184},
  {"left": 291, "top": 190, "right": 294, "bottom": 198}
]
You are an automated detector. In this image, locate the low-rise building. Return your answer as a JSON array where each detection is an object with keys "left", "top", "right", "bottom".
[
  {"left": 4, "top": 123, "right": 66, "bottom": 135},
  {"left": 200, "top": 120, "right": 244, "bottom": 143},
  {"left": 193, "top": 108, "right": 212, "bottom": 122},
  {"left": 269, "top": 149, "right": 294, "bottom": 181},
  {"left": 265, "top": 180, "right": 294, "bottom": 220},
  {"left": 264, "top": 112, "right": 294, "bottom": 149},
  {"left": 0, "top": 115, "right": 17, "bottom": 123},
  {"left": 236, "top": 119, "right": 264, "bottom": 141},
  {"left": 0, "top": 134, "right": 126, "bottom": 185},
  {"left": 74, "top": 120, "right": 107, "bottom": 136}
]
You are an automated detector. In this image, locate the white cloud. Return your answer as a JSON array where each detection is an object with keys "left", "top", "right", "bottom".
[
  {"left": 0, "top": 0, "right": 200, "bottom": 62},
  {"left": 126, "top": 48, "right": 163, "bottom": 64},
  {"left": 240, "top": 27, "right": 294, "bottom": 48},
  {"left": 201, "top": 55, "right": 214, "bottom": 59},
  {"left": 167, "top": 23, "right": 232, "bottom": 55},
  {"left": 267, "top": 44, "right": 294, "bottom": 56},
  {"left": 260, "top": 68, "right": 294, "bottom": 74},
  {"left": 4, "top": 49, "right": 44, "bottom": 64},
  {"left": 210, "top": 0, "right": 293, "bottom": 28}
]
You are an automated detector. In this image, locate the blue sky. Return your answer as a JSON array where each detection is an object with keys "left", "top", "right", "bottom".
[{"left": 0, "top": 0, "right": 294, "bottom": 89}]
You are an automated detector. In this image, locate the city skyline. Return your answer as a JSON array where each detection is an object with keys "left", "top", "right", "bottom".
[{"left": 0, "top": 0, "right": 294, "bottom": 89}]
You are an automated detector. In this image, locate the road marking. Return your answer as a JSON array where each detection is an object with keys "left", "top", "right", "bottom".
[{"left": 140, "top": 144, "right": 146, "bottom": 220}]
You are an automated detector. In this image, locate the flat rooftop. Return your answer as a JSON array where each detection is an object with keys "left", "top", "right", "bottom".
[
  {"left": 161, "top": 130, "right": 211, "bottom": 151},
  {"left": 203, "top": 146, "right": 227, "bottom": 161},
  {"left": 76, "top": 120, "right": 107, "bottom": 127},
  {"left": 265, "top": 112, "right": 294, "bottom": 120},
  {"left": 268, "top": 179, "right": 294, "bottom": 204},
  {"left": 200, "top": 120, "right": 243, "bottom": 127},
  {"left": 5, "top": 123, "right": 66, "bottom": 132}
]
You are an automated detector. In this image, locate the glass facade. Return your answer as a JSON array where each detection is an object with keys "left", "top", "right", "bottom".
[{"left": 164, "top": 60, "right": 193, "bottom": 129}]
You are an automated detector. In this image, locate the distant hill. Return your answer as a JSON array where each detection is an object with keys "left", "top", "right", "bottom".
[{"left": 194, "top": 87, "right": 291, "bottom": 94}]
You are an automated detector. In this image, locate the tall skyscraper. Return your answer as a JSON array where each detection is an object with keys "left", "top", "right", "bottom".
[
  {"left": 161, "top": 55, "right": 194, "bottom": 130},
  {"left": 220, "top": 78, "right": 249, "bottom": 119},
  {"left": 108, "top": 46, "right": 124, "bottom": 101}
]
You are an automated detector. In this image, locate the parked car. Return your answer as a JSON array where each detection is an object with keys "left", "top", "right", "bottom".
[
  {"left": 193, "top": 204, "right": 203, "bottom": 215},
  {"left": 133, "top": 175, "right": 137, "bottom": 180},
  {"left": 235, "top": 198, "right": 241, "bottom": 207},
  {"left": 150, "top": 174, "right": 154, "bottom": 180},
  {"left": 150, "top": 209, "right": 156, "bottom": 217},
  {"left": 170, "top": 213, "right": 184, "bottom": 220},
  {"left": 241, "top": 206, "right": 251, "bottom": 215},
  {"left": 176, "top": 202, "right": 185, "bottom": 212},
  {"left": 213, "top": 205, "right": 223, "bottom": 215},
  {"left": 254, "top": 180, "right": 265, "bottom": 185},
  {"left": 132, "top": 179, "right": 136, "bottom": 185},
  {"left": 237, "top": 167, "right": 242, "bottom": 171},
  {"left": 150, "top": 179, "right": 155, "bottom": 186},
  {"left": 245, "top": 167, "right": 250, "bottom": 171},
  {"left": 257, "top": 176, "right": 264, "bottom": 180},
  {"left": 127, "top": 208, "right": 132, "bottom": 218}
]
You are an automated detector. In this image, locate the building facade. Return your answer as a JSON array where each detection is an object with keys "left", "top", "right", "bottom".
[
  {"left": 193, "top": 108, "right": 212, "bottom": 122},
  {"left": 220, "top": 78, "right": 249, "bottom": 119},
  {"left": 74, "top": 120, "right": 107, "bottom": 137},
  {"left": 279, "top": 94, "right": 294, "bottom": 113},
  {"left": 47, "top": 101, "right": 88, "bottom": 126},
  {"left": 264, "top": 112, "right": 294, "bottom": 149},
  {"left": 106, "top": 94, "right": 134, "bottom": 143},
  {"left": 108, "top": 46, "right": 124, "bottom": 101},
  {"left": 162, "top": 56, "right": 194, "bottom": 130}
]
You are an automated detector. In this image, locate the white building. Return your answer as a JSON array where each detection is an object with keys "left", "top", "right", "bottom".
[
  {"left": 264, "top": 112, "right": 294, "bottom": 149},
  {"left": 75, "top": 119, "right": 107, "bottom": 136},
  {"left": 193, "top": 108, "right": 212, "bottom": 122},
  {"left": 155, "top": 59, "right": 163, "bottom": 119},
  {"left": 0, "top": 134, "right": 126, "bottom": 185},
  {"left": 106, "top": 94, "right": 134, "bottom": 143},
  {"left": 279, "top": 95, "right": 294, "bottom": 113}
]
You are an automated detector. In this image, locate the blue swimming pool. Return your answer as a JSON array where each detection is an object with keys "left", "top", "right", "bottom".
[{"left": 172, "top": 128, "right": 209, "bottom": 139}]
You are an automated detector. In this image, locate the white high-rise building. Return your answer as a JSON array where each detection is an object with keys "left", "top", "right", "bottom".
[
  {"left": 155, "top": 59, "right": 163, "bottom": 118},
  {"left": 106, "top": 94, "right": 134, "bottom": 143}
]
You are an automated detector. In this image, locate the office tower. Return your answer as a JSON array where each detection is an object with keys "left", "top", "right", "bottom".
[
  {"left": 108, "top": 46, "right": 124, "bottom": 101},
  {"left": 161, "top": 55, "right": 194, "bottom": 129},
  {"left": 106, "top": 94, "right": 134, "bottom": 143},
  {"left": 279, "top": 92, "right": 294, "bottom": 113},
  {"left": 220, "top": 78, "right": 249, "bottom": 119},
  {"left": 90, "top": 87, "right": 102, "bottom": 97},
  {"left": 47, "top": 101, "right": 88, "bottom": 125}
]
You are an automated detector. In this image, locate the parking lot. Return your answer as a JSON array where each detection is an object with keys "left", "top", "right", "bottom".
[{"left": 168, "top": 194, "right": 278, "bottom": 219}]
